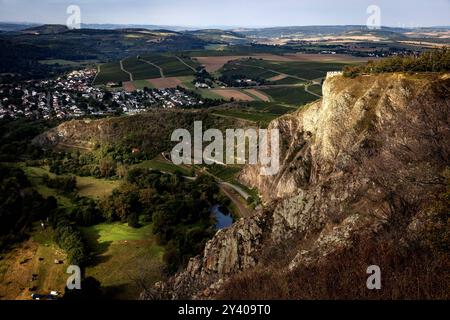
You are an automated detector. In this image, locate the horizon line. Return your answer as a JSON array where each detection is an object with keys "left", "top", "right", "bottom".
[{"left": 1, "top": 21, "right": 450, "bottom": 30}]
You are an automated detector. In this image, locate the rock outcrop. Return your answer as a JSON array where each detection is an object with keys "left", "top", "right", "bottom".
[
  {"left": 32, "top": 109, "right": 246, "bottom": 156},
  {"left": 142, "top": 72, "right": 450, "bottom": 299}
]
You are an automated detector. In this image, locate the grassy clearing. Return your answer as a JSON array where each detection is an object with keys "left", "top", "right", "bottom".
[
  {"left": 213, "top": 101, "right": 295, "bottom": 127},
  {"left": 80, "top": 222, "right": 164, "bottom": 299},
  {"left": 197, "top": 88, "right": 224, "bottom": 100},
  {"left": 178, "top": 76, "right": 196, "bottom": 90},
  {"left": 205, "top": 165, "right": 242, "bottom": 182},
  {"left": 0, "top": 225, "right": 68, "bottom": 300},
  {"left": 134, "top": 157, "right": 192, "bottom": 176},
  {"left": 214, "top": 109, "right": 279, "bottom": 125},
  {"left": 76, "top": 176, "right": 120, "bottom": 200},
  {"left": 132, "top": 79, "right": 154, "bottom": 89},
  {"left": 81, "top": 222, "right": 154, "bottom": 243},
  {"left": 21, "top": 165, "right": 75, "bottom": 208},
  {"left": 21, "top": 165, "right": 119, "bottom": 201}
]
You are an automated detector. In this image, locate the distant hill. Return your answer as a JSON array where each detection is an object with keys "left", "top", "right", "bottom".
[
  {"left": 0, "top": 22, "right": 39, "bottom": 32},
  {"left": 22, "top": 24, "right": 69, "bottom": 35},
  {"left": 234, "top": 25, "right": 409, "bottom": 37},
  {"left": 184, "top": 29, "right": 248, "bottom": 45}
]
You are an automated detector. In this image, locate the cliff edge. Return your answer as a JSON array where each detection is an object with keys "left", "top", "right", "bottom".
[{"left": 142, "top": 72, "right": 450, "bottom": 299}]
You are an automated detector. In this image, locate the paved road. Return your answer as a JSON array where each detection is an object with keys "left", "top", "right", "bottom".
[
  {"left": 220, "top": 181, "right": 250, "bottom": 200},
  {"left": 120, "top": 59, "right": 134, "bottom": 81},
  {"left": 160, "top": 154, "right": 254, "bottom": 218},
  {"left": 219, "top": 184, "right": 253, "bottom": 218}
]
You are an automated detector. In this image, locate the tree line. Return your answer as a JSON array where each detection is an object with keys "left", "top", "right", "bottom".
[{"left": 343, "top": 48, "right": 450, "bottom": 78}]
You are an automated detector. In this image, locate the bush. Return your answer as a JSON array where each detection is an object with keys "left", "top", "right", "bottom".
[{"left": 45, "top": 175, "right": 77, "bottom": 193}]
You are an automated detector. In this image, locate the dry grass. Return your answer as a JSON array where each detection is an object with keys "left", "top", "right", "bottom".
[
  {"left": 244, "top": 89, "right": 271, "bottom": 102},
  {"left": 211, "top": 89, "right": 255, "bottom": 101},
  {"left": 146, "top": 77, "right": 182, "bottom": 89},
  {"left": 0, "top": 226, "right": 68, "bottom": 300},
  {"left": 122, "top": 81, "right": 136, "bottom": 92},
  {"left": 217, "top": 234, "right": 450, "bottom": 300}
]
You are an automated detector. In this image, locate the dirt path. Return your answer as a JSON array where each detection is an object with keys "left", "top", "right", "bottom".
[
  {"left": 139, "top": 58, "right": 165, "bottom": 78},
  {"left": 175, "top": 56, "right": 197, "bottom": 72},
  {"left": 120, "top": 60, "right": 134, "bottom": 81}
]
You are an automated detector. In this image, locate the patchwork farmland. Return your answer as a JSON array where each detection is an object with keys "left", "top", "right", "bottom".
[
  {"left": 94, "top": 55, "right": 198, "bottom": 85},
  {"left": 93, "top": 53, "right": 352, "bottom": 106},
  {"left": 94, "top": 62, "right": 130, "bottom": 84},
  {"left": 222, "top": 58, "right": 349, "bottom": 81}
]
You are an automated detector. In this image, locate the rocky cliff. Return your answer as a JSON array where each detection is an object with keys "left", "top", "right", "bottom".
[{"left": 142, "top": 72, "right": 450, "bottom": 299}]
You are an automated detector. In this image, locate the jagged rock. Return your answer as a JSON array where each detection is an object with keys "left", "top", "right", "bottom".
[{"left": 142, "top": 72, "right": 450, "bottom": 299}]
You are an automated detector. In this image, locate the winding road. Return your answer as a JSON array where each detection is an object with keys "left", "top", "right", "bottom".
[{"left": 159, "top": 153, "right": 254, "bottom": 218}]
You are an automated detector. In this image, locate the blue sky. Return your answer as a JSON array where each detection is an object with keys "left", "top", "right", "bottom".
[{"left": 0, "top": 0, "right": 449, "bottom": 27}]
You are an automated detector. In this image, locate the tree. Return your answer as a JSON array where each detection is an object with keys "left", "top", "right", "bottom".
[{"left": 99, "top": 158, "right": 116, "bottom": 178}]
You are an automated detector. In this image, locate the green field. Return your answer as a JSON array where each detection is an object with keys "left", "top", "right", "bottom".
[
  {"left": 140, "top": 55, "right": 196, "bottom": 77},
  {"left": 21, "top": 165, "right": 119, "bottom": 203},
  {"left": 21, "top": 165, "right": 76, "bottom": 208},
  {"left": 272, "top": 76, "right": 306, "bottom": 85},
  {"left": 76, "top": 176, "right": 121, "bottom": 200},
  {"left": 239, "top": 59, "right": 349, "bottom": 80},
  {"left": 213, "top": 102, "right": 294, "bottom": 127},
  {"left": 122, "top": 57, "right": 161, "bottom": 80},
  {"left": 261, "top": 86, "right": 319, "bottom": 106},
  {"left": 220, "top": 61, "right": 278, "bottom": 80},
  {"left": 178, "top": 76, "right": 196, "bottom": 90},
  {"left": 81, "top": 222, "right": 164, "bottom": 299},
  {"left": 214, "top": 109, "right": 280, "bottom": 125},
  {"left": 131, "top": 79, "right": 154, "bottom": 89},
  {"left": 95, "top": 62, "right": 130, "bottom": 84},
  {"left": 308, "top": 84, "right": 323, "bottom": 96},
  {"left": 205, "top": 165, "right": 243, "bottom": 182},
  {"left": 134, "top": 157, "right": 192, "bottom": 176},
  {"left": 198, "top": 88, "right": 224, "bottom": 99}
]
